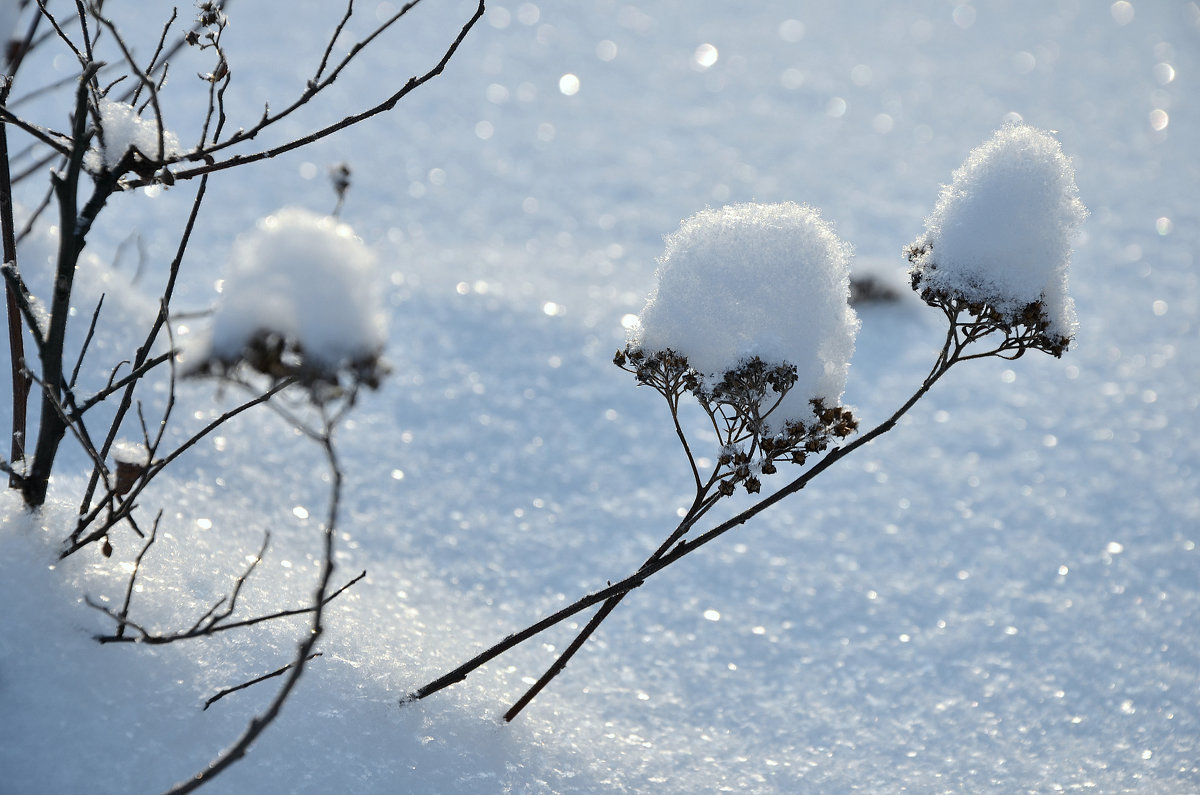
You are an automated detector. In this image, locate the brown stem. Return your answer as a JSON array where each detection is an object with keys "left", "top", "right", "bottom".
[
  {"left": 66, "top": 377, "right": 295, "bottom": 556},
  {"left": 1, "top": 88, "right": 32, "bottom": 483},
  {"left": 21, "top": 62, "right": 104, "bottom": 506}
]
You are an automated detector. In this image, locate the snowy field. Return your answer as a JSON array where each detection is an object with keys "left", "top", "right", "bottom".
[{"left": 2, "top": 1, "right": 1198, "bottom": 792}]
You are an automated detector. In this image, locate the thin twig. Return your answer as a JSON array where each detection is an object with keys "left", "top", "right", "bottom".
[
  {"left": 34, "top": 0, "right": 88, "bottom": 67},
  {"left": 133, "top": 8, "right": 177, "bottom": 107},
  {"left": 90, "top": 7, "right": 172, "bottom": 164},
  {"left": 67, "top": 377, "right": 295, "bottom": 556},
  {"left": 185, "top": 533, "right": 270, "bottom": 635},
  {"left": 313, "top": 0, "right": 356, "bottom": 83},
  {"left": 0, "top": 106, "right": 73, "bottom": 157},
  {"left": 127, "top": 0, "right": 487, "bottom": 187},
  {"left": 92, "top": 570, "right": 366, "bottom": 644},
  {"left": 115, "top": 512, "right": 159, "bottom": 639},
  {"left": 76, "top": 174, "right": 211, "bottom": 523},
  {"left": 73, "top": 351, "right": 172, "bottom": 415},
  {"left": 72, "top": 0, "right": 96, "bottom": 64},
  {"left": 203, "top": 653, "right": 323, "bottom": 711},
  {"left": 69, "top": 293, "right": 105, "bottom": 389},
  {"left": 25, "top": 369, "right": 116, "bottom": 496}
]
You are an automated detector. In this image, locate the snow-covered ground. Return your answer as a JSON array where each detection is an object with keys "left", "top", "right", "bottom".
[{"left": 2, "top": 1, "right": 1197, "bottom": 792}]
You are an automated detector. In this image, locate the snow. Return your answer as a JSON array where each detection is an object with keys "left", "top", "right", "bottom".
[
  {"left": 86, "top": 98, "right": 183, "bottom": 172},
  {"left": 1, "top": 1, "right": 1198, "bottom": 793},
  {"left": 907, "top": 123, "right": 1087, "bottom": 339},
  {"left": 112, "top": 440, "right": 150, "bottom": 465},
  {"left": 631, "top": 202, "right": 858, "bottom": 428},
  {"left": 191, "top": 206, "right": 386, "bottom": 385}
]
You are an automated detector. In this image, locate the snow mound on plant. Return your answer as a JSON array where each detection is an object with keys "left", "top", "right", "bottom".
[
  {"left": 86, "top": 98, "right": 182, "bottom": 171},
  {"left": 194, "top": 207, "right": 386, "bottom": 380},
  {"left": 630, "top": 201, "right": 859, "bottom": 426},
  {"left": 907, "top": 123, "right": 1087, "bottom": 338}
]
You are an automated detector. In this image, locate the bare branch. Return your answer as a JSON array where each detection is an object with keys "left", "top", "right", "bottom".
[
  {"left": 75, "top": 173, "right": 212, "bottom": 532},
  {"left": 73, "top": 351, "right": 172, "bottom": 415},
  {"left": 0, "top": 262, "right": 46, "bottom": 350},
  {"left": 129, "top": 0, "right": 486, "bottom": 186},
  {"left": 114, "top": 512, "right": 159, "bottom": 639},
  {"left": 313, "top": 0, "right": 356, "bottom": 84},
  {"left": 0, "top": 107, "right": 73, "bottom": 157},
  {"left": 133, "top": 8, "right": 177, "bottom": 107},
  {"left": 92, "top": 564, "right": 366, "bottom": 645},
  {"left": 2, "top": 104, "right": 33, "bottom": 477},
  {"left": 89, "top": 7, "right": 172, "bottom": 164},
  {"left": 186, "top": 533, "right": 270, "bottom": 635},
  {"left": 68, "top": 293, "right": 105, "bottom": 389},
  {"left": 34, "top": 0, "right": 89, "bottom": 68},
  {"left": 409, "top": 317, "right": 968, "bottom": 712},
  {"left": 72, "top": 0, "right": 96, "bottom": 64},
  {"left": 203, "top": 653, "right": 323, "bottom": 711},
  {"left": 25, "top": 369, "right": 116, "bottom": 496}
]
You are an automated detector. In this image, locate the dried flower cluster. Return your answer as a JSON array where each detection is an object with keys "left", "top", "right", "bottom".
[
  {"left": 616, "top": 347, "right": 857, "bottom": 494},
  {"left": 193, "top": 329, "right": 387, "bottom": 398},
  {"left": 906, "top": 241, "right": 1072, "bottom": 358}
]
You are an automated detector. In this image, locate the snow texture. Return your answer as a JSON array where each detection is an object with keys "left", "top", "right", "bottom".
[
  {"left": 907, "top": 124, "right": 1087, "bottom": 337},
  {"left": 198, "top": 207, "right": 386, "bottom": 374},
  {"left": 86, "top": 98, "right": 182, "bottom": 171},
  {"left": 1, "top": 2, "right": 1197, "bottom": 793},
  {"left": 632, "top": 202, "right": 858, "bottom": 426}
]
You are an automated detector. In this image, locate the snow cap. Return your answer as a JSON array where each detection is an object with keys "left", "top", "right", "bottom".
[
  {"left": 86, "top": 98, "right": 182, "bottom": 171},
  {"left": 630, "top": 201, "right": 859, "bottom": 428},
  {"left": 908, "top": 123, "right": 1087, "bottom": 339},
  {"left": 196, "top": 207, "right": 386, "bottom": 385}
]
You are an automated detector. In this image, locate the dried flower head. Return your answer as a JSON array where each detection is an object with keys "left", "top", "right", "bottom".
[{"left": 619, "top": 349, "right": 857, "bottom": 494}]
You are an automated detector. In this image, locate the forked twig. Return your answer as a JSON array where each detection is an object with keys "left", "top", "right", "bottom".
[
  {"left": 125, "top": 0, "right": 487, "bottom": 187},
  {"left": 90, "top": 567, "right": 366, "bottom": 645}
]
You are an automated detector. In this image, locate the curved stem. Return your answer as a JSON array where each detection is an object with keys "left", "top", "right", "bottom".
[
  {"left": 668, "top": 388, "right": 703, "bottom": 494},
  {"left": 412, "top": 318, "right": 966, "bottom": 715}
]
